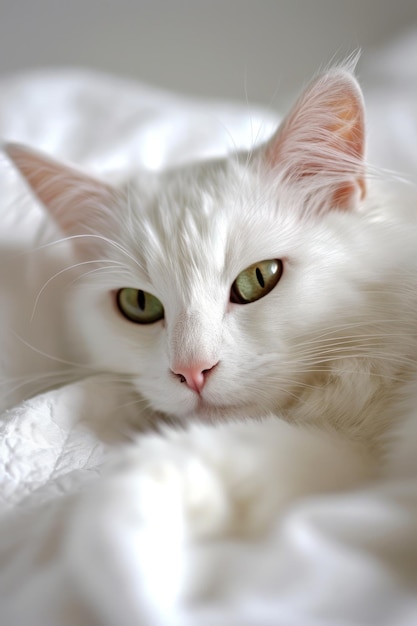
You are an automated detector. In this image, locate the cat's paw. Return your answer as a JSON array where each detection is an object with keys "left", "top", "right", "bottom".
[
  {"left": 106, "top": 422, "right": 291, "bottom": 541},
  {"left": 103, "top": 414, "right": 373, "bottom": 542},
  {"left": 111, "top": 427, "right": 243, "bottom": 540}
]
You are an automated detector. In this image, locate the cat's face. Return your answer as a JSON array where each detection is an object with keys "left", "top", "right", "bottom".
[
  {"left": 64, "top": 158, "right": 369, "bottom": 420},
  {"left": 7, "top": 67, "right": 379, "bottom": 421}
]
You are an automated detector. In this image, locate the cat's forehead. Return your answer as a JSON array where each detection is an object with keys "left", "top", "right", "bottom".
[
  {"left": 119, "top": 158, "right": 291, "bottom": 302},
  {"left": 142, "top": 160, "right": 278, "bottom": 243},
  {"left": 131, "top": 167, "right": 234, "bottom": 291}
]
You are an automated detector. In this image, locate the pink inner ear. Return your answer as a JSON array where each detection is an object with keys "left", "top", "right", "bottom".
[
  {"left": 263, "top": 70, "right": 366, "bottom": 210},
  {"left": 5, "top": 142, "right": 117, "bottom": 234}
]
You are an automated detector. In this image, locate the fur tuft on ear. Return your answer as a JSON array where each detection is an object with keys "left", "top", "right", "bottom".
[
  {"left": 261, "top": 68, "right": 366, "bottom": 211},
  {"left": 4, "top": 143, "right": 120, "bottom": 243}
]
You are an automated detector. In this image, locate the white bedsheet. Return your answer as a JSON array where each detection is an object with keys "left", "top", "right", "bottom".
[{"left": 1, "top": 36, "right": 417, "bottom": 625}]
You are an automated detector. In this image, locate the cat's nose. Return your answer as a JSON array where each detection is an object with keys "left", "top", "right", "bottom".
[{"left": 172, "top": 361, "right": 219, "bottom": 394}]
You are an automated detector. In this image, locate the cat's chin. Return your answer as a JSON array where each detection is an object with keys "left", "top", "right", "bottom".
[
  {"left": 134, "top": 379, "right": 252, "bottom": 423},
  {"left": 183, "top": 397, "right": 263, "bottom": 423},
  {"left": 146, "top": 392, "right": 251, "bottom": 423}
]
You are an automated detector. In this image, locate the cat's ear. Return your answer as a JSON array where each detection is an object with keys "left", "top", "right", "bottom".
[
  {"left": 261, "top": 69, "right": 366, "bottom": 211},
  {"left": 4, "top": 143, "right": 120, "bottom": 244}
]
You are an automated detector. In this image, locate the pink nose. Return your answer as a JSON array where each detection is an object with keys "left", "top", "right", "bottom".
[{"left": 172, "top": 362, "right": 219, "bottom": 393}]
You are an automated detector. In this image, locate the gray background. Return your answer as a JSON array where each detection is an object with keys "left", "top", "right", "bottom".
[{"left": 1, "top": 1, "right": 417, "bottom": 108}]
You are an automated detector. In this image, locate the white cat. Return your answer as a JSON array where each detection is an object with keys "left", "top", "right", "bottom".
[{"left": 3, "top": 66, "right": 417, "bottom": 624}]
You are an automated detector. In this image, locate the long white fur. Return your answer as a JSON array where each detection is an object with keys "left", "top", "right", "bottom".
[{"left": 3, "top": 66, "right": 417, "bottom": 623}]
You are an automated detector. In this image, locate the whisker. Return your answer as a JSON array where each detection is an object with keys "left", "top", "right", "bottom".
[
  {"left": 19, "top": 232, "right": 146, "bottom": 274},
  {"left": 10, "top": 329, "right": 93, "bottom": 369},
  {"left": 30, "top": 259, "right": 126, "bottom": 322},
  {"left": 0, "top": 370, "right": 82, "bottom": 405},
  {"left": 69, "top": 263, "right": 130, "bottom": 285}
]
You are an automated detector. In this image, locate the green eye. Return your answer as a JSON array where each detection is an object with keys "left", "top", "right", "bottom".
[
  {"left": 230, "top": 259, "right": 283, "bottom": 304},
  {"left": 117, "top": 288, "right": 164, "bottom": 324}
]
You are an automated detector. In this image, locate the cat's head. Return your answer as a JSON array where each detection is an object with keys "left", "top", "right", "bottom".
[{"left": 7, "top": 68, "right": 393, "bottom": 422}]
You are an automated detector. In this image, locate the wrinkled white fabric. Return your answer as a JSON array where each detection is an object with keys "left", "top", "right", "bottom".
[{"left": 1, "top": 34, "right": 417, "bottom": 626}]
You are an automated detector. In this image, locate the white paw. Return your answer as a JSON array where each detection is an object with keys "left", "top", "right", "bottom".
[
  {"left": 116, "top": 416, "right": 296, "bottom": 540},
  {"left": 115, "top": 429, "right": 238, "bottom": 540}
]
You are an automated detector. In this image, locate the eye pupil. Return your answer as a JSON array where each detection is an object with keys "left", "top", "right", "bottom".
[
  {"left": 256, "top": 267, "right": 265, "bottom": 288},
  {"left": 138, "top": 290, "right": 146, "bottom": 311}
]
